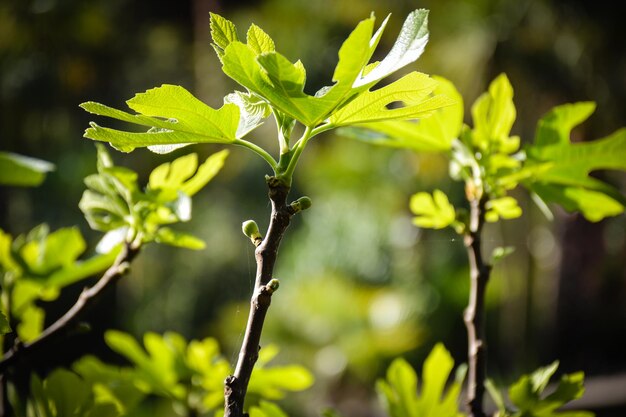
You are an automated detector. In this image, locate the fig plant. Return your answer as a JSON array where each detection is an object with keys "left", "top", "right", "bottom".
[
  {"left": 1, "top": 7, "right": 620, "bottom": 417},
  {"left": 77, "top": 9, "right": 452, "bottom": 417},
  {"left": 347, "top": 73, "right": 626, "bottom": 416},
  {"left": 0, "top": 146, "right": 228, "bottom": 415}
]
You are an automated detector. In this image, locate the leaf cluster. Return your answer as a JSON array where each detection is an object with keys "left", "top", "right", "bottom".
[
  {"left": 21, "top": 331, "right": 313, "bottom": 417},
  {"left": 488, "top": 362, "right": 593, "bottom": 417},
  {"left": 81, "top": 10, "right": 452, "bottom": 184},
  {"left": 79, "top": 144, "right": 228, "bottom": 251},
  {"left": 351, "top": 73, "right": 626, "bottom": 231},
  {"left": 0, "top": 225, "right": 117, "bottom": 341}
]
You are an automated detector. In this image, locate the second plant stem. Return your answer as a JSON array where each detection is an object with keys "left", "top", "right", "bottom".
[
  {"left": 224, "top": 177, "right": 296, "bottom": 417},
  {"left": 464, "top": 195, "right": 491, "bottom": 417}
]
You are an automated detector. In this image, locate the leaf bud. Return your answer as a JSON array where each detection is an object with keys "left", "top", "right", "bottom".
[{"left": 266, "top": 278, "right": 280, "bottom": 294}]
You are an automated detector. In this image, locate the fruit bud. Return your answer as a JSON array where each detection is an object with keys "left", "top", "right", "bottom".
[
  {"left": 242, "top": 220, "right": 262, "bottom": 244},
  {"left": 290, "top": 196, "right": 312, "bottom": 213}
]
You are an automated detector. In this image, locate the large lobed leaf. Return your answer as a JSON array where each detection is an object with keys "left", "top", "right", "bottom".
[
  {"left": 81, "top": 85, "right": 240, "bottom": 153},
  {"left": 526, "top": 102, "right": 626, "bottom": 221}
]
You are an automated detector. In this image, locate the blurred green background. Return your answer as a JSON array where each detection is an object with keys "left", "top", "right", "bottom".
[{"left": 1, "top": 0, "right": 625, "bottom": 416}]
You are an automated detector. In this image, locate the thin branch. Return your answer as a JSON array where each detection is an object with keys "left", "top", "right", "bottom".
[
  {"left": 224, "top": 177, "right": 298, "bottom": 417},
  {"left": 463, "top": 195, "right": 491, "bottom": 417},
  {"left": 0, "top": 242, "right": 140, "bottom": 374}
]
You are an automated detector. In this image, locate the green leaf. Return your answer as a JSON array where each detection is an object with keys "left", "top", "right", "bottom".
[
  {"left": 471, "top": 74, "right": 518, "bottom": 154},
  {"left": 420, "top": 344, "right": 464, "bottom": 417},
  {"left": 376, "top": 344, "right": 464, "bottom": 417},
  {"left": 377, "top": 357, "right": 419, "bottom": 417},
  {"left": 0, "top": 152, "right": 55, "bottom": 187},
  {"left": 221, "top": 42, "right": 325, "bottom": 126},
  {"left": 410, "top": 190, "right": 456, "bottom": 229},
  {"left": 81, "top": 85, "right": 240, "bottom": 153},
  {"left": 224, "top": 91, "right": 272, "bottom": 138},
  {"left": 528, "top": 127, "right": 626, "bottom": 191},
  {"left": 210, "top": 13, "right": 239, "bottom": 58},
  {"left": 247, "top": 24, "right": 275, "bottom": 54},
  {"left": 534, "top": 102, "right": 596, "bottom": 147},
  {"left": 354, "top": 9, "right": 430, "bottom": 87},
  {"left": 525, "top": 104, "right": 626, "bottom": 221},
  {"left": 485, "top": 197, "right": 522, "bottom": 223},
  {"left": 16, "top": 226, "right": 87, "bottom": 278},
  {"left": 508, "top": 362, "right": 594, "bottom": 417},
  {"left": 220, "top": 10, "right": 432, "bottom": 127},
  {"left": 45, "top": 369, "right": 92, "bottom": 417},
  {"left": 46, "top": 247, "right": 120, "bottom": 288},
  {"left": 530, "top": 183, "right": 623, "bottom": 223},
  {"left": 16, "top": 304, "right": 44, "bottom": 342},
  {"left": 154, "top": 228, "right": 205, "bottom": 250},
  {"left": 337, "top": 75, "right": 462, "bottom": 152},
  {"left": 329, "top": 72, "right": 453, "bottom": 126},
  {"left": 74, "top": 355, "right": 145, "bottom": 414},
  {"left": 149, "top": 149, "right": 229, "bottom": 197}
]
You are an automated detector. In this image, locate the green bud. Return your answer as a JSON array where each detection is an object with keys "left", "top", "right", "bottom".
[
  {"left": 290, "top": 196, "right": 312, "bottom": 213},
  {"left": 242, "top": 220, "right": 262, "bottom": 243},
  {"left": 266, "top": 278, "right": 280, "bottom": 293}
]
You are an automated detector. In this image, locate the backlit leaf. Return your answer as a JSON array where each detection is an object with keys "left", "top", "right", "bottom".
[
  {"left": 337, "top": 75, "right": 462, "bottom": 152},
  {"left": 0, "top": 152, "right": 55, "bottom": 187},
  {"left": 410, "top": 190, "right": 456, "bottom": 229},
  {"left": 81, "top": 85, "right": 239, "bottom": 153},
  {"left": 329, "top": 72, "right": 452, "bottom": 126}
]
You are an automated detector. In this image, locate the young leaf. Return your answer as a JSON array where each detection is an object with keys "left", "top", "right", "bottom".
[
  {"left": 220, "top": 42, "right": 326, "bottom": 126},
  {"left": 154, "top": 228, "right": 205, "bottom": 250},
  {"left": 508, "top": 362, "right": 594, "bottom": 417},
  {"left": 471, "top": 74, "right": 518, "bottom": 154},
  {"left": 247, "top": 24, "right": 275, "bottom": 54},
  {"left": 410, "top": 190, "right": 456, "bottom": 229},
  {"left": 210, "top": 12, "right": 239, "bottom": 57},
  {"left": 81, "top": 85, "right": 240, "bottom": 153},
  {"left": 485, "top": 197, "right": 522, "bottom": 223},
  {"left": 376, "top": 344, "right": 464, "bottom": 417},
  {"left": 0, "top": 152, "right": 55, "bottom": 187},
  {"left": 224, "top": 91, "right": 272, "bottom": 138},
  {"left": 247, "top": 344, "right": 314, "bottom": 400}
]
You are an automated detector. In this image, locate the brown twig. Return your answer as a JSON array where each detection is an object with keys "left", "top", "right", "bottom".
[
  {"left": 0, "top": 242, "right": 140, "bottom": 374},
  {"left": 224, "top": 177, "right": 299, "bottom": 417},
  {"left": 463, "top": 195, "right": 491, "bottom": 417}
]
